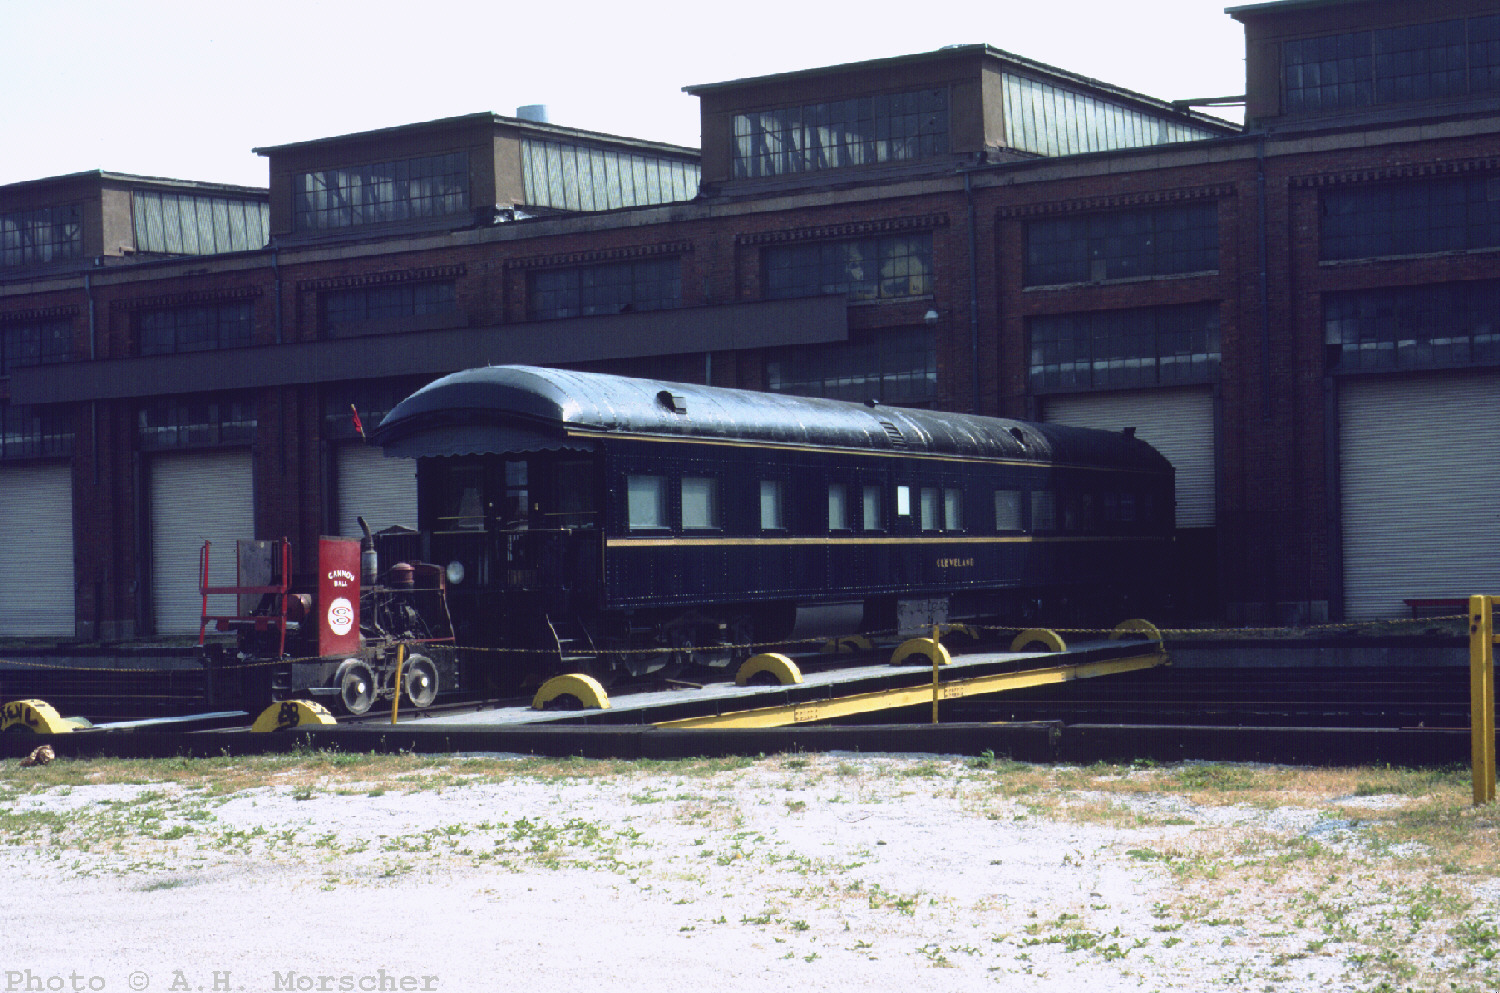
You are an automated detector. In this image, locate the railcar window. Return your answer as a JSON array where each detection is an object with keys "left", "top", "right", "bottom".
[
  {"left": 681, "top": 476, "right": 721, "bottom": 529},
  {"left": 437, "top": 464, "right": 484, "bottom": 532},
  {"left": 1119, "top": 492, "right": 1137, "bottom": 523},
  {"left": 919, "top": 487, "right": 940, "bottom": 531},
  {"left": 552, "top": 459, "right": 595, "bottom": 528},
  {"left": 828, "top": 483, "right": 849, "bottom": 531},
  {"left": 1031, "top": 491, "right": 1057, "bottom": 532},
  {"left": 760, "top": 480, "right": 785, "bottom": 530},
  {"left": 503, "top": 461, "right": 528, "bottom": 528},
  {"left": 1062, "top": 493, "right": 1080, "bottom": 531},
  {"left": 994, "top": 490, "right": 1022, "bottom": 531},
  {"left": 862, "top": 485, "right": 883, "bottom": 530},
  {"left": 896, "top": 485, "right": 912, "bottom": 518},
  {"left": 627, "top": 475, "right": 667, "bottom": 529},
  {"left": 943, "top": 488, "right": 963, "bottom": 531}
]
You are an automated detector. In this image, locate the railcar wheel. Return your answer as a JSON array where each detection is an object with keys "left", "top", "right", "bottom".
[
  {"left": 403, "top": 655, "right": 439, "bottom": 709},
  {"left": 338, "top": 662, "right": 377, "bottom": 716}
]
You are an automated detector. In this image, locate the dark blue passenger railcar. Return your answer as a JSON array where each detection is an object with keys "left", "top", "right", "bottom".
[{"left": 371, "top": 365, "right": 1173, "bottom": 683}]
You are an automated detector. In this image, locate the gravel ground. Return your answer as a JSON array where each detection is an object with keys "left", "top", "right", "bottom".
[{"left": 3, "top": 752, "right": 1498, "bottom": 993}]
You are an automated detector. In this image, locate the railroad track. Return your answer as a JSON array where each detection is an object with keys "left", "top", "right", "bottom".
[{"left": 4, "top": 650, "right": 1478, "bottom": 739}]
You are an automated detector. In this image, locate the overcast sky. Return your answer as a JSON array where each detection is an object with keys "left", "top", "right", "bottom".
[{"left": 0, "top": 0, "right": 1248, "bottom": 189}]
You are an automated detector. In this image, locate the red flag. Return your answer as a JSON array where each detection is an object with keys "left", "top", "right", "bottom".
[{"left": 350, "top": 404, "right": 365, "bottom": 439}]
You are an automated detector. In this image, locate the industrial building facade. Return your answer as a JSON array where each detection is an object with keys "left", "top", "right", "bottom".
[{"left": 2, "top": 0, "right": 1498, "bottom": 641}]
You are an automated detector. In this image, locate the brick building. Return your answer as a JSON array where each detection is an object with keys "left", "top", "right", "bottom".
[{"left": 2, "top": 0, "right": 1498, "bottom": 641}]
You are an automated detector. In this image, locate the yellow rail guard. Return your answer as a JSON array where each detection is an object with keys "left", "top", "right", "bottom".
[
  {"left": 1472, "top": 595, "right": 1497, "bottom": 805},
  {"left": 532, "top": 673, "right": 611, "bottom": 711},
  {"left": 1, "top": 699, "right": 77, "bottom": 734},
  {"left": 250, "top": 700, "right": 337, "bottom": 732}
]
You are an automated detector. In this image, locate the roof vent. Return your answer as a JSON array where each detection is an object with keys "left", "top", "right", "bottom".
[
  {"left": 1123, "top": 426, "right": 1137, "bottom": 438},
  {"left": 880, "top": 420, "right": 905, "bottom": 446},
  {"left": 516, "top": 104, "right": 550, "bottom": 123},
  {"left": 1008, "top": 426, "right": 1029, "bottom": 450},
  {"left": 656, "top": 390, "right": 687, "bottom": 414}
]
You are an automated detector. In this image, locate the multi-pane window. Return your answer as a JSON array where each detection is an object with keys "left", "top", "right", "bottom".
[
  {"left": 1320, "top": 176, "right": 1500, "bottom": 261},
  {"left": 1474, "top": 14, "right": 1500, "bottom": 92},
  {"left": 1323, "top": 280, "right": 1500, "bottom": 371},
  {"left": 138, "top": 302, "right": 253, "bottom": 355},
  {"left": 626, "top": 475, "right": 667, "bottom": 529},
  {"left": 132, "top": 192, "right": 269, "bottom": 255},
  {"left": 994, "top": 490, "right": 1022, "bottom": 531},
  {"left": 0, "top": 320, "right": 72, "bottom": 375},
  {"left": 1, "top": 206, "right": 82, "bottom": 269},
  {"left": 527, "top": 258, "right": 681, "bottom": 320},
  {"left": 828, "top": 483, "right": 849, "bottom": 531},
  {"left": 1284, "top": 31, "right": 1374, "bottom": 113},
  {"left": 294, "top": 152, "right": 468, "bottom": 231},
  {"left": 767, "top": 327, "right": 937, "bottom": 405},
  {"left": 137, "top": 396, "right": 256, "bottom": 451},
  {"left": 0, "top": 402, "right": 73, "bottom": 460},
  {"left": 862, "top": 485, "right": 883, "bottom": 531},
  {"left": 733, "top": 89, "right": 949, "bottom": 179},
  {"left": 759, "top": 480, "right": 785, "bottom": 530},
  {"left": 1283, "top": 15, "right": 1500, "bottom": 114},
  {"left": 766, "top": 234, "right": 932, "bottom": 301},
  {"left": 521, "top": 140, "right": 698, "bottom": 210},
  {"left": 321, "top": 281, "right": 456, "bottom": 336},
  {"left": 1028, "top": 302, "right": 1220, "bottom": 392},
  {"left": 681, "top": 476, "right": 721, "bottom": 529},
  {"left": 1001, "top": 74, "right": 1225, "bottom": 156},
  {"left": 1025, "top": 203, "right": 1218, "bottom": 286}
]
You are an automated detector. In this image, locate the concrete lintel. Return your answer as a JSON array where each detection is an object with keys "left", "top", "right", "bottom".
[{"left": 10, "top": 296, "right": 849, "bottom": 404}]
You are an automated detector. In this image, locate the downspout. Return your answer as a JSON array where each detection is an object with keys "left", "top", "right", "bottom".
[
  {"left": 85, "top": 268, "right": 98, "bottom": 486},
  {"left": 1256, "top": 135, "right": 1272, "bottom": 422},
  {"left": 271, "top": 238, "right": 284, "bottom": 344},
  {"left": 84, "top": 268, "right": 97, "bottom": 360},
  {"left": 1255, "top": 134, "right": 1278, "bottom": 618},
  {"left": 964, "top": 171, "right": 981, "bottom": 414}
]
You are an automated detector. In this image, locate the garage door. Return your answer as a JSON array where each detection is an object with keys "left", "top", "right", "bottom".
[
  {"left": 1043, "top": 387, "right": 1215, "bottom": 527},
  {"left": 0, "top": 463, "right": 74, "bottom": 637},
  {"left": 150, "top": 451, "right": 254, "bottom": 635},
  {"left": 1339, "top": 373, "right": 1500, "bottom": 620},
  {"left": 336, "top": 443, "right": 417, "bottom": 539}
]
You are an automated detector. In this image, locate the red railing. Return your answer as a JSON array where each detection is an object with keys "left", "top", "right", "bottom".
[{"left": 198, "top": 539, "right": 292, "bottom": 658}]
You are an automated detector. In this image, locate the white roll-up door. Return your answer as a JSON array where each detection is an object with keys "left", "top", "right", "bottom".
[
  {"left": 1339, "top": 373, "right": 1500, "bottom": 620},
  {"left": 336, "top": 443, "right": 417, "bottom": 539},
  {"left": 150, "top": 451, "right": 254, "bottom": 635},
  {"left": 0, "top": 463, "right": 74, "bottom": 637},
  {"left": 1043, "top": 387, "right": 1215, "bottom": 527}
]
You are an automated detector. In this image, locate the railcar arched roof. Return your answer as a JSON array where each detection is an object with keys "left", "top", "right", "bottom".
[{"left": 372, "top": 365, "right": 1170, "bottom": 472}]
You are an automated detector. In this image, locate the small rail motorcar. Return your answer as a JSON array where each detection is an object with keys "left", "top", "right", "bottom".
[
  {"left": 196, "top": 533, "right": 461, "bottom": 716},
  {"left": 369, "top": 365, "right": 1174, "bottom": 685}
]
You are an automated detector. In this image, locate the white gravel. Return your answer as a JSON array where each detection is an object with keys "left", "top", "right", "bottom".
[{"left": 2, "top": 753, "right": 1495, "bottom": 993}]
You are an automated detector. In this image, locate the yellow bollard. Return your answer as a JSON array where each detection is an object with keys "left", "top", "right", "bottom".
[
  {"left": 1472, "top": 595, "right": 1497, "bottom": 805},
  {"left": 931, "top": 624, "right": 940, "bottom": 725},
  {"left": 391, "top": 644, "right": 406, "bottom": 725}
]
